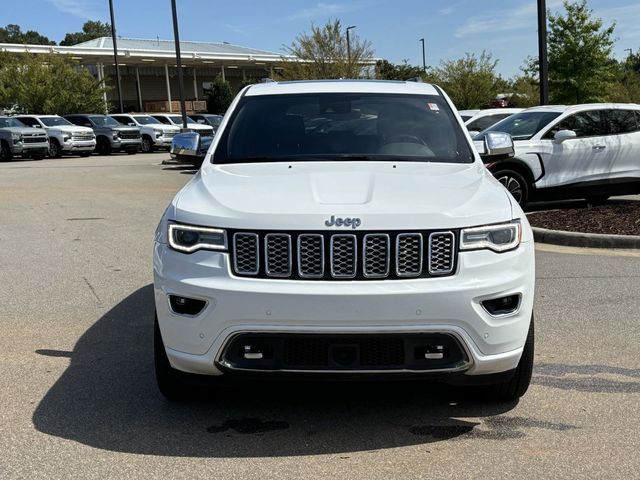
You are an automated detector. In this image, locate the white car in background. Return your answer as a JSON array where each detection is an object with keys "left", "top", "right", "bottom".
[
  {"left": 460, "top": 108, "right": 523, "bottom": 135},
  {"left": 15, "top": 114, "right": 96, "bottom": 158},
  {"left": 476, "top": 104, "right": 640, "bottom": 206},
  {"left": 153, "top": 79, "right": 536, "bottom": 403},
  {"left": 110, "top": 114, "right": 180, "bottom": 153},
  {"left": 150, "top": 114, "right": 214, "bottom": 137}
]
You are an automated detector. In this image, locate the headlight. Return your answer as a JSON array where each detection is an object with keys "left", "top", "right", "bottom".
[
  {"left": 113, "top": 132, "right": 120, "bottom": 140},
  {"left": 460, "top": 220, "right": 521, "bottom": 253},
  {"left": 63, "top": 135, "right": 71, "bottom": 142},
  {"left": 155, "top": 130, "right": 163, "bottom": 138},
  {"left": 11, "top": 133, "right": 22, "bottom": 143},
  {"left": 168, "top": 223, "right": 227, "bottom": 253}
]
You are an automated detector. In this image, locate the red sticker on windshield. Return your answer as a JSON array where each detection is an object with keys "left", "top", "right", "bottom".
[{"left": 427, "top": 103, "right": 439, "bottom": 111}]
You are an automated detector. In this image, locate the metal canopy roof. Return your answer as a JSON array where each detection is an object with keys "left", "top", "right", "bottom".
[{"left": 0, "top": 36, "right": 290, "bottom": 66}]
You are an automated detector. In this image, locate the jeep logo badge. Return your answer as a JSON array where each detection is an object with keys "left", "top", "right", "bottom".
[{"left": 325, "top": 215, "right": 361, "bottom": 229}]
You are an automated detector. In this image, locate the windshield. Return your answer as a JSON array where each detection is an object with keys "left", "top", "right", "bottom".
[
  {"left": 0, "top": 117, "right": 26, "bottom": 128},
  {"left": 480, "top": 111, "right": 562, "bottom": 141},
  {"left": 40, "top": 117, "right": 73, "bottom": 127},
  {"left": 133, "top": 116, "right": 162, "bottom": 125},
  {"left": 168, "top": 115, "right": 195, "bottom": 124},
  {"left": 212, "top": 93, "right": 473, "bottom": 164},
  {"left": 89, "top": 115, "right": 120, "bottom": 127}
]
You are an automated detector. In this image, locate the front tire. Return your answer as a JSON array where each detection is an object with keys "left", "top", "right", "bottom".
[
  {"left": 96, "top": 137, "right": 112, "bottom": 155},
  {"left": 0, "top": 141, "right": 13, "bottom": 162},
  {"left": 49, "top": 139, "right": 62, "bottom": 158},
  {"left": 487, "top": 315, "right": 534, "bottom": 402},
  {"left": 141, "top": 135, "right": 154, "bottom": 153},
  {"left": 494, "top": 169, "right": 529, "bottom": 207},
  {"left": 154, "top": 314, "right": 191, "bottom": 401}
]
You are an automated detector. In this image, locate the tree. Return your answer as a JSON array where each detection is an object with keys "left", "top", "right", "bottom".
[
  {"left": 375, "top": 60, "right": 428, "bottom": 81},
  {"left": 0, "top": 24, "right": 55, "bottom": 45},
  {"left": 0, "top": 52, "right": 108, "bottom": 114},
  {"left": 545, "top": 0, "right": 616, "bottom": 103},
  {"left": 206, "top": 76, "right": 233, "bottom": 114},
  {"left": 278, "top": 19, "right": 374, "bottom": 80},
  {"left": 434, "top": 52, "right": 504, "bottom": 109},
  {"left": 508, "top": 75, "right": 540, "bottom": 108},
  {"left": 60, "top": 21, "right": 111, "bottom": 46}
]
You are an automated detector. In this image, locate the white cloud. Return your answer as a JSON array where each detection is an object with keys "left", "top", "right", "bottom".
[
  {"left": 45, "top": 0, "right": 101, "bottom": 20},
  {"left": 454, "top": 0, "right": 563, "bottom": 38},
  {"left": 285, "top": 2, "right": 358, "bottom": 21},
  {"left": 439, "top": 7, "right": 453, "bottom": 15}
]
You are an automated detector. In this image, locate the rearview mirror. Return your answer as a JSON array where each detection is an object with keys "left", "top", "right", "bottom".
[
  {"left": 475, "top": 131, "right": 514, "bottom": 159},
  {"left": 554, "top": 129, "right": 577, "bottom": 143}
]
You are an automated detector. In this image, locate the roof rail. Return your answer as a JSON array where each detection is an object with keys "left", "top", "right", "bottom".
[
  {"left": 259, "top": 77, "right": 276, "bottom": 83},
  {"left": 405, "top": 76, "right": 424, "bottom": 83}
]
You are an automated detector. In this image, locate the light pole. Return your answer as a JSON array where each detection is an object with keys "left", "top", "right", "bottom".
[
  {"left": 346, "top": 25, "right": 356, "bottom": 78},
  {"left": 170, "top": 0, "right": 188, "bottom": 130},
  {"left": 108, "top": 0, "right": 123, "bottom": 113},
  {"left": 419, "top": 38, "right": 426, "bottom": 72},
  {"left": 537, "top": 0, "right": 549, "bottom": 105},
  {"left": 625, "top": 48, "right": 633, "bottom": 57}
]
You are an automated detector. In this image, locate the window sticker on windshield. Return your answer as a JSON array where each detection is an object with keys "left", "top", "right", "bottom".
[{"left": 427, "top": 103, "right": 439, "bottom": 111}]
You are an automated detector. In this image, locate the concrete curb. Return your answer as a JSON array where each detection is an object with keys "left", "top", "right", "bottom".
[{"left": 532, "top": 227, "right": 640, "bottom": 249}]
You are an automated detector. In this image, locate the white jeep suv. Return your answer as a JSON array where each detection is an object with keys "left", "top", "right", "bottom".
[
  {"left": 154, "top": 80, "right": 535, "bottom": 402},
  {"left": 476, "top": 104, "right": 640, "bottom": 206}
]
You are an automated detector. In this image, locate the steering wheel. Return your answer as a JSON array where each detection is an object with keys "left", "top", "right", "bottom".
[{"left": 384, "top": 134, "right": 427, "bottom": 145}]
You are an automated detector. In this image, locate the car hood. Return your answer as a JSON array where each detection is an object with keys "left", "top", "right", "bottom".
[
  {"left": 172, "top": 161, "right": 514, "bottom": 230},
  {"left": 151, "top": 124, "right": 180, "bottom": 133},
  {"left": 46, "top": 125, "right": 94, "bottom": 134},
  {"left": 113, "top": 126, "right": 140, "bottom": 134},
  {"left": 2, "top": 126, "right": 46, "bottom": 135}
]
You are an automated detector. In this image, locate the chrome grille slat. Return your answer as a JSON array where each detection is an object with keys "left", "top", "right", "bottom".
[
  {"left": 428, "top": 232, "right": 455, "bottom": 275},
  {"left": 233, "top": 233, "right": 259, "bottom": 275},
  {"left": 230, "top": 230, "right": 456, "bottom": 280},
  {"left": 298, "top": 234, "right": 324, "bottom": 278},
  {"left": 396, "top": 233, "right": 423, "bottom": 277},
  {"left": 264, "top": 233, "right": 292, "bottom": 277},
  {"left": 363, "top": 234, "right": 390, "bottom": 278},
  {"left": 330, "top": 234, "right": 357, "bottom": 278}
]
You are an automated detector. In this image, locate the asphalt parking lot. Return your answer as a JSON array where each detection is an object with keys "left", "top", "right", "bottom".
[{"left": 1, "top": 153, "right": 639, "bottom": 479}]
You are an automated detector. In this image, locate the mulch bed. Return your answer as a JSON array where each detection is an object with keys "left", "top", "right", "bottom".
[{"left": 527, "top": 201, "right": 640, "bottom": 236}]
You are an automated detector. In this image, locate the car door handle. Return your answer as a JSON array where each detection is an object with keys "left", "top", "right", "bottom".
[{"left": 592, "top": 145, "right": 606, "bottom": 150}]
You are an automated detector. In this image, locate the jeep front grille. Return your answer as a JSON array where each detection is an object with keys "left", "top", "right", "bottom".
[{"left": 230, "top": 230, "right": 457, "bottom": 280}]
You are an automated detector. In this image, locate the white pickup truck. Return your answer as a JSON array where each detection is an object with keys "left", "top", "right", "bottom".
[
  {"left": 153, "top": 80, "right": 535, "bottom": 403},
  {"left": 16, "top": 115, "right": 96, "bottom": 158},
  {"left": 110, "top": 114, "right": 180, "bottom": 153}
]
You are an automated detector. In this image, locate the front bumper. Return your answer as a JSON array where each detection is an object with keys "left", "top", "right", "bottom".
[
  {"left": 61, "top": 140, "right": 96, "bottom": 152},
  {"left": 11, "top": 142, "right": 49, "bottom": 155},
  {"left": 153, "top": 240, "right": 535, "bottom": 377},
  {"left": 112, "top": 138, "right": 142, "bottom": 151},
  {"left": 153, "top": 136, "right": 175, "bottom": 147}
]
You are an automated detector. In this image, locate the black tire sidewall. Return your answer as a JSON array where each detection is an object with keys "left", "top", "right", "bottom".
[
  {"left": 494, "top": 169, "right": 529, "bottom": 207},
  {"left": 141, "top": 136, "right": 153, "bottom": 153},
  {"left": 0, "top": 141, "right": 12, "bottom": 162},
  {"left": 49, "top": 139, "right": 61, "bottom": 158}
]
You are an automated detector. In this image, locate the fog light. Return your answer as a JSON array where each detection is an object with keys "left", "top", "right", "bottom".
[
  {"left": 168, "top": 295, "right": 206, "bottom": 316},
  {"left": 482, "top": 294, "right": 521, "bottom": 316}
]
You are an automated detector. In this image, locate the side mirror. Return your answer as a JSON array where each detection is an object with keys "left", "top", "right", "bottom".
[
  {"left": 554, "top": 129, "right": 577, "bottom": 143},
  {"left": 128, "top": 122, "right": 136, "bottom": 126},
  {"left": 170, "top": 131, "right": 200, "bottom": 157},
  {"left": 475, "top": 131, "right": 514, "bottom": 159}
]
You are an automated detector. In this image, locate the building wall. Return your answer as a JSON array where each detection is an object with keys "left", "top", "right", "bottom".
[{"left": 99, "top": 65, "right": 271, "bottom": 112}]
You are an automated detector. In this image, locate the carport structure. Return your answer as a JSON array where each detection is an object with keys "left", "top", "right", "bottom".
[{"left": 0, "top": 37, "right": 289, "bottom": 112}]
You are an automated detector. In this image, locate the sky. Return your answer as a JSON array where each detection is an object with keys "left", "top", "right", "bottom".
[{"left": 4, "top": 0, "right": 640, "bottom": 78}]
